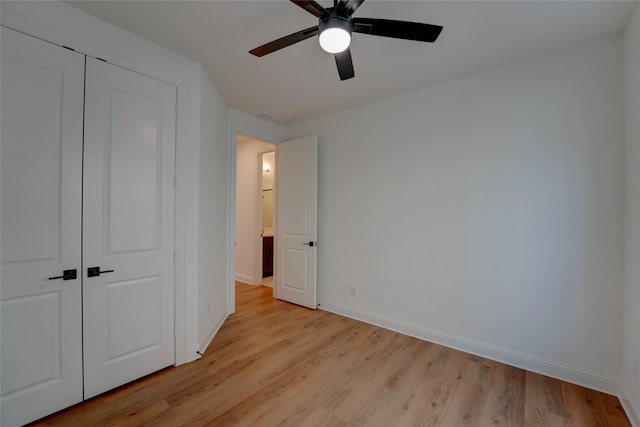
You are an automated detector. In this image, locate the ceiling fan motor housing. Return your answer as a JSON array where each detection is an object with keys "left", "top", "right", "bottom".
[{"left": 319, "top": 13, "right": 353, "bottom": 36}]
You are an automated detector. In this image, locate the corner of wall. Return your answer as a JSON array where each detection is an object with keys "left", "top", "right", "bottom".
[
  {"left": 620, "top": 382, "right": 640, "bottom": 427},
  {"left": 621, "top": 3, "right": 640, "bottom": 426},
  {"left": 198, "top": 310, "right": 229, "bottom": 356}
]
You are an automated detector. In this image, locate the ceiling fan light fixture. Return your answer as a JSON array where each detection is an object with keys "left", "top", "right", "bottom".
[
  {"left": 249, "top": 0, "right": 444, "bottom": 81},
  {"left": 318, "top": 16, "right": 352, "bottom": 53}
]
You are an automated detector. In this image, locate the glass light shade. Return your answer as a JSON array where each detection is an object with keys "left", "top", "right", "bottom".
[{"left": 319, "top": 27, "right": 351, "bottom": 53}]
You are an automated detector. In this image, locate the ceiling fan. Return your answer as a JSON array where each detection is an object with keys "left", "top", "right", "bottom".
[{"left": 249, "top": 0, "right": 443, "bottom": 81}]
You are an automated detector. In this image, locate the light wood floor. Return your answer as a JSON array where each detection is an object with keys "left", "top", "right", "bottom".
[{"left": 32, "top": 283, "right": 631, "bottom": 426}]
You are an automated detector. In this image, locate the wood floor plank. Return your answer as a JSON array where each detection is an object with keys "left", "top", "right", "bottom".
[
  {"left": 433, "top": 357, "right": 494, "bottom": 426},
  {"left": 478, "top": 363, "right": 526, "bottom": 426},
  {"left": 29, "top": 283, "right": 631, "bottom": 427},
  {"left": 391, "top": 347, "right": 467, "bottom": 426},
  {"left": 525, "top": 371, "right": 571, "bottom": 426},
  {"left": 356, "top": 341, "right": 442, "bottom": 427},
  {"left": 562, "top": 382, "right": 631, "bottom": 427}
]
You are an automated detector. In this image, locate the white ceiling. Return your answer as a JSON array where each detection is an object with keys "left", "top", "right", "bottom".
[{"left": 66, "top": 0, "right": 637, "bottom": 125}]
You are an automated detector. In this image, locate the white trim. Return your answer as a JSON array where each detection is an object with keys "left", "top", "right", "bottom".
[
  {"left": 319, "top": 299, "right": 621, "bottom": 396},
  {"left": 234, "top": 273, "right": 254, "bottom": 284},
  {"left": 1, "top": 15, "right": 181, "bottom": 89},
  {"left": 185, "top": 344, "right": 201, "bottom": 363},
  {"left": 173, "top": 90, "right": 187, "bottom": 365},
  {"left": 227, "top": 122, "right": 238, "bottom": 315}
]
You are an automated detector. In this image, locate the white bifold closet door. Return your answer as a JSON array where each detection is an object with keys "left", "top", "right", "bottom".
[
  {"left": 1, "top": 27, "right": 176, "bottom": 426},
  {"left": 1, "top": 26, "right": 85, "bottom": 426},
  {"left": 82, "top": 56, "right": 176, "bottom": 399}
]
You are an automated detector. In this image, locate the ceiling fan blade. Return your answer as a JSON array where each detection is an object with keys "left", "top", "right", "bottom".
[
  {"left": 249, "top": 26, "right": 319, "bottom": 57},
  {"left": 352, "top": 18, "right": 443, "bottom": 43},
  {"left": 335, "top": 49, "right": 355, "bottom": 81},
  {"left": 290, "top": 0, "right": 328, "bottom": 18},
  {"left": 338, "top": 0, "right": 365, "bottom": 16}
]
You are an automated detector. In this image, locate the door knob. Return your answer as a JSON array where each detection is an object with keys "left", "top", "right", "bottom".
[
  {"left": 48, "top": 269, "right": 77, "bottom": 281},
  {"left": 87, "top": 267, "right": 115, "bottom": 277},
  {"left": 302, "top": 241, "right": 316, "bottom": 247}
]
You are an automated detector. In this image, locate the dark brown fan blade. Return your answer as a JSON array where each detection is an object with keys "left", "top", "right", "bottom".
[
  {"left": 290, "top": 0, "right": 327, "bottom": 18},
  {"left": 335, "top": 49, "right": 355, "bottom": 81},
  {"left": 249, "top": 26, "right": 319, "bottom": 57},
  {"left": 352, "top": 18, "right": 443, "bottom": 42},
  {"left": 338, "top": 0, "right": 365, "bottom": 16}
]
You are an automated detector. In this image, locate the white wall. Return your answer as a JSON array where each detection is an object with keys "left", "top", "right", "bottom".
[
  {"left": 288, "top": 37, "right": 624, "bottom": 393},
  {"left": 622, "top": 4, "right": 640, "bottom": 425},
  {"left": 235, "top": 138, "right": 277, "bottom": 285},
  {"left": 197, "top": 68, "right": 230, "bottom": 352},
  {"left": 0, "top": 1, "right": 226, "bottom": 364},
  {"left": 263, "top": 152, "right": 276, "bottom": 191}
]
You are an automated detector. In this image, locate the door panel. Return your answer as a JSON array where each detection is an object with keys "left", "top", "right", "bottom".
[
  {"left": 82, "top": 57, "right": 176, "bottom": 399},
  {"left": 104, "top": 276, "right": 162, "bottom": 360},
  {"left": 108, "top": 88, "right": 162, "bottom": 254},
  {"left": 276, "top": 136, "right": 318, "bottom": 309},
  {"left": 282, "top": 248, "right": 309, "bottom": 291},
  {"left": 1, "top": 26, "right": 85, "bottom": 426}
]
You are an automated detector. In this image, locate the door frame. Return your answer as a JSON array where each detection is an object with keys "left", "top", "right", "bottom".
[
  {"left": 0, "top": 16, "right": 190, "bottom": 364},
  {"left": 228, "top": 124, "right": 283, "bottom": 314}
]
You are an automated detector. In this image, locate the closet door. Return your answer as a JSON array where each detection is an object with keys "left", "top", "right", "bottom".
[
  {"left": 1, "top": 27, "right": 85, "bottom": 426},
  {"left": 82, "top": 57, "right": 176, "bottom": 398}
]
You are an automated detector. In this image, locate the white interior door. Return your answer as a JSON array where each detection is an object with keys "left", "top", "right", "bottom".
[
  {"left": 82, "top": 57, "right": 176, "bottom": 398},
  {"left": 1, "top": 26, "right": 85, "bottom": 426},
  {"left": 276, "top": 135, "right": 318, "bottom": 309}
]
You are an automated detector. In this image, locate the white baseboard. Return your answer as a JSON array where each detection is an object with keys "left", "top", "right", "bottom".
[
  {"left": 620, "top": 382, "right": 640, "bottom": 427},
  {"left": 235, "top": 273, "right": 253, "bottom": 284},
  {"left": 185, "top": 343, "right": 201, "bottom": 363},
  {"left": 319, "top": 300, "right": 620, "bottom": 396},
  {"left": 198, "top": 311, "right": 229, "bottom": 355}
]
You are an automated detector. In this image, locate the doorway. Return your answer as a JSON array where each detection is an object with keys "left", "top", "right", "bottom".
[
  {"left": 235, "top": 134, "right": 277, "bottom": 289},
  {"left": 260, "top": 151, "right": 276, "bottom": 287}
]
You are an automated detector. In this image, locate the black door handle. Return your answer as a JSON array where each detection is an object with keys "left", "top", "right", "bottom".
[
  {"left": 49, "top": 269, "right": 77, "bottom": 281},
  {"left": 87, "top": 267, "right": 115, "bottom": 277},
  {"left": 302, "top": 241, "right": 316, "bottom": 247}
]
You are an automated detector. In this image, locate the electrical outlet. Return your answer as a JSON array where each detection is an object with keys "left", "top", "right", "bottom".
[
  {"left": 379, "top": 291, "right": 387, "bottom": 303},
  {"left": 633, "top": 358, "right": 640, "bottom": 381},
  {"left": 350, "top": 286, "right": 357, "bottom": 297}
]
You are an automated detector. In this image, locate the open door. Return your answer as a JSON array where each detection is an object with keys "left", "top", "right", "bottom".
[{"left": 275, "top": 135, "right": 318, "bottom": 309}]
